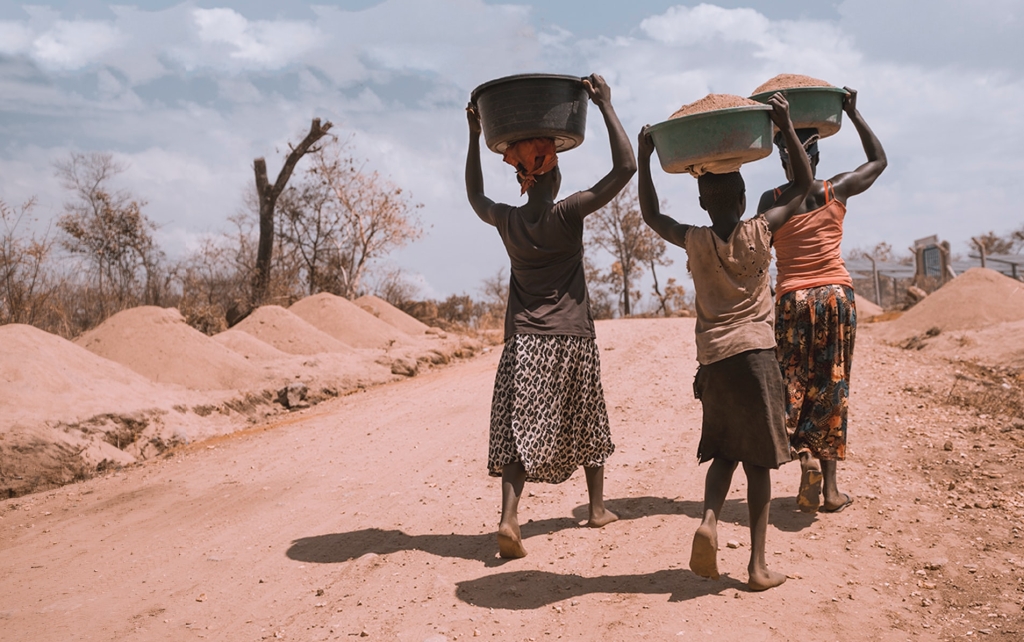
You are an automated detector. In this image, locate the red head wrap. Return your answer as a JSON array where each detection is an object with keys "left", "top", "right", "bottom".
[{"left": 502, "top": 138, "right": 558, "bottom": 195}]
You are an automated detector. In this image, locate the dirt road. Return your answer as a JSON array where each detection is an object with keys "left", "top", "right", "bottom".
[{"left": 2, "top": 318, "right": 1022, "bottom": 641}]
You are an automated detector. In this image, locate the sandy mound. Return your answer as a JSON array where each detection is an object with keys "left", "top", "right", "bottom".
[
  {"left": 355, "top": 295, "right": 431, "bottom": 336},
  {"left": 1, "top": 324, "right": 174, "bottom": 429},
  {"left": 753, "top": 74, "right": 834, "bottom": 94},
  {"left": 75, "top": 306, "right": 261, "bottom": 390},
  {"left": 879, "top": 268, "right": 1024, "bottom": 342},
  {"left": 670, "top": 94, "right": 760, "bottom": 119},
  {"left": 290, "top": 293, "right": 414, "bottom": 349},
  {"left": 857, "top": 296, "right": 883, "bottom": 319},
  {"left": 233, "top": 305, "right": 354, "bottom": 355},
  {"left": 213, "top": 328, "right": 292, "bottom": 361},
  {"left": 897, "top": 318, "right": 1024, "bottom": 368}
]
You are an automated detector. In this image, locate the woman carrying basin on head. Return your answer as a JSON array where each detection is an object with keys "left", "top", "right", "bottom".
[
  {"left": 465, "top": 73, "right": 636, "bottom": 559},
  {"left": 756, "top": 87, "right": 887, "bottom": 515}
]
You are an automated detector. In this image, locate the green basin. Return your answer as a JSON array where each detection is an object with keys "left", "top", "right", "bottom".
[
  {"left": 647, "top": 105, "right": 774, "bottom": 175},
  {"left": 749, "top": 86, "right": 848, "bottom": 138}
]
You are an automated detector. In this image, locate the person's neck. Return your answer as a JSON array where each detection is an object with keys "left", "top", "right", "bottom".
[
  {"left": 707, "top": 209, "right": 742, "bottom": 241},
  {"left": 525, "top": 189, "right": 555, "bottom": 208}
]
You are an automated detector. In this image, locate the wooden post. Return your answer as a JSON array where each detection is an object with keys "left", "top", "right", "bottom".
[{"left": 867, "top": 255, "right": 881, "bottom": 308}]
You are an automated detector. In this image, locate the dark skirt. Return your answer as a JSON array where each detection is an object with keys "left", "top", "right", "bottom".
[
  {"left": 693, "top": 348, "right": 791, "bottom": 469},
  {"left": 775, "top": 285, "right": 857, "bottom": 461},
  {"left": 488, "top": 334, "right": 614, "bottom": 484}
]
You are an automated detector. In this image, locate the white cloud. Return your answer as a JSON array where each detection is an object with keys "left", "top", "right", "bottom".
[
  {"left": 31, "top": 20, "right": 123, "bottom": 70},
  {"left": 640, "top": 4, "right": 771, "bottom": 47},
  {"left": 190, "top": 8, "right": 322, "bottom": 70},
  {"left": 0, "top": 21, "right": 34, "bottom": 55}
]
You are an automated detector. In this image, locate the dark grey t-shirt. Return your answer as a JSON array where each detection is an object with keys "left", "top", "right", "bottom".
[{"left": 493, "top": 192, "right": 595, "bottom": 341}]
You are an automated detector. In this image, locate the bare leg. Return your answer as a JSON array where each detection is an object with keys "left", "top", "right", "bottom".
[
  {"left": 690, "top": 458, "right": 737, "bottom": 580},
  {"left": 820, "top": 459, "right": 852, "bottom": 511},
  {"left": 583, "top": 465, "right": 618, "bottom": 528},
  {"left": 498, "top": 462, "right": 527, "bottom": 558},
  {"left": 743, "top": 463, "right": 786, "bottom": 591}
]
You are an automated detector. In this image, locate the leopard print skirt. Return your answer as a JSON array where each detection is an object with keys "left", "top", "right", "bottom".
[{"left": 488, "top": 334, "right": 614, "bottom": 484}]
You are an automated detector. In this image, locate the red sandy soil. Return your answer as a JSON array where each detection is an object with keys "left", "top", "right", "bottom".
[
  {"left": 233, "top": 305, "right": 355, "bottom": 355},
  {"left": 753, "top": 74, "right": 835, "bottom": 95},
  {"left": 0, "top": 301, "right": 482, "bottom": 499},
  {"left": 212, "top": 328, "right": 294, "bottom": 361},
  {"left": 880, "top": 268, "right": 1024, "bottom": 342},
  {"left": 290, "top": 293, "right": 415, "bottom": 350},
  {"left": 356, "top": 295, "right": 431, "bottom": 336},
  {"left": 75, "top": 306, "right": 262, "bottom": 391},
  {"left": 2, "top": 317, "right": 1022, "bottom": 641},
  {"left": 857, "top": 296, "right": 883, "bottom": 319}
]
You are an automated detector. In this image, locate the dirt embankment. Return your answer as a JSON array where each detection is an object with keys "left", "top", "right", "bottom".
[{"left": 1, "top": 296, "right": 488, "bottom": 498}]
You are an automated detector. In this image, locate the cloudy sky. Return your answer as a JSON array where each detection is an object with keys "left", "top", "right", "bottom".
[{"left": 1, "top": 0, "right": 1021, "bottom": 303}]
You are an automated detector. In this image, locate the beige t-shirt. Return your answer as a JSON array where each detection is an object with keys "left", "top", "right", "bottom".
[{"left": 684, "top": 215, "right": 776, "bottom": 365}]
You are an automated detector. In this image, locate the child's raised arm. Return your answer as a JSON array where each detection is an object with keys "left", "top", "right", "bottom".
[
  {"left": 465, "top": 103, "right": 499, "bottom": 226},
  {"left": 637, "top": 125, "right": 691, "bottom": 247},
  {"left": 762, "top": 94, "right": 813, "bottom": 233}
]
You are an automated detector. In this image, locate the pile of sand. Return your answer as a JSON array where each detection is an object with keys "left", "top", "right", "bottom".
[
  {"left": 899, "top": 318, "right": 1024, "bottom": 368},
  {"left": 213, "top": 328, "right": 292, "bottom": 361},
  {"left": 75, "top": 306, "right": 261, "bottom": 390},
  {"left": 857, "top": 296, "right": 883, "bottom": 319},
  {"left": 290, "top": 293, "right": 414, "bottom": 350},
  {"left": 355, "top": 294, "right": 431, "bottom": 336},
  {"left": 1, "top": 323, "right": 175, "bottom": 429},
  {"left": 753, "top": 74, "right": 834, "bottom": 95},
  {"left": 879, "top": 268, "right": 1024, "bottom": 342},
  {"left": 233, "top": 305, "right": 354, "bottom": 355},
  {"left": 670, "top": 94, "right": 761, "bottom": 119}
]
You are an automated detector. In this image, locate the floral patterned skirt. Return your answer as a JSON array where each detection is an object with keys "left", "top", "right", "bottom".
[
  {"left": 775, "top": 285, "right": 857, "bottom": 461},
  {"left": 488, "top": 334, "right": 614, "bottom": 484}
]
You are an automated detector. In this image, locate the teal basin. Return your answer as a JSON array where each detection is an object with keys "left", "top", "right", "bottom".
[
  {"left": 647, "top": 105, "right": 773, "bottom": 175},
  {"left": 749, "top": 86, "right": 848, "bottom": 138}
]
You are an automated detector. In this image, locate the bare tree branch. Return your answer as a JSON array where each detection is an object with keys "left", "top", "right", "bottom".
[{"left": 251, "top": 118, "right": 334, "bottom": 307}]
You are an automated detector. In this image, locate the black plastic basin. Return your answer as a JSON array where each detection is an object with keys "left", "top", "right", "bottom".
[{"left": 470, "top": 73, "right": 588, "bottom": 154}]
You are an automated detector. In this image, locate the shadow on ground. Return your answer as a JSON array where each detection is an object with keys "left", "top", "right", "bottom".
[
  {"left": 455, "top": 568, "right": 748, "bottom": 609},
  {"left": 569, "top": 495, "right": 817, "bottom": 533},
  {"left": 287, "top": 516, "right": 581, "bottom": 567},
  {"left": 289, "top": 496, "right": 816, "bottom": 568}
]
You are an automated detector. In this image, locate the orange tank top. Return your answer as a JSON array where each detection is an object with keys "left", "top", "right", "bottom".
[{"left": 772, "top": 181, "right": 853, "bottom": 300}]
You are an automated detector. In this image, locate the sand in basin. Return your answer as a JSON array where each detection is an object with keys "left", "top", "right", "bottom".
[
  {"left": 290, "top": 293, "right": 413, "bottom": 349},
  {"left": 75, "top": 306, "right": 261, "bottom": 390},
  {"left": 670, "top": 94, "right": 761, "bottom": 119},
  {"left": 1, "top": 324, "right": 174, "bottom": 429},
  {"left": 233, "top": 305, "right": 354, "bottom": 355},
  {"left": 355, "top": 294, "right": 430, "bottom": 336},
  {"left": 753, "top": 74, "right": 834, "bottom": 95},
  {"left": 213, "top": 328, "right": 292, "bottom": 361},
  {"left": 878, "top": 268, "right": 1024, "bottom": 342}
]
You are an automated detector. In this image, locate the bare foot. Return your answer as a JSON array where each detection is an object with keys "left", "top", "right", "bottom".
[
  {"left": 797, "top": 456, "right": 822, "bottom": 513},
  {"left": 747, "top": 565, "right": 787, "bottom": 591},
  {"left": 689, "top": 524, "right": 720, "bottom": 579},
  {"left": 497, "top": 522, "right": 526, "bottom": 559},
  {"left": 587, "top": 507, "right": 619, "bottom": 528}
]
